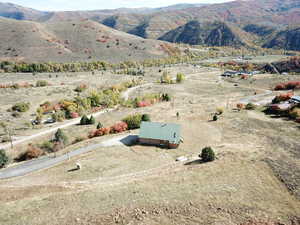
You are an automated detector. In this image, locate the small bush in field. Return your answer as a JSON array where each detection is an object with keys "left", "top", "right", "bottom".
[
  {"left": 162, "top": 93, "right": 171, "bottom": 102},
  {"left": 122, "top": 114, "right": 142, "bottom": 130},
  {"left": 36, "top": 80, "right": 49, "bottom": 87},
  {"left": 272, "top": 92, "right": 293, "bottom": 103},
  {"left": 216, "top": 107, "right": 224, "bottom": 115},
  {"left": 289, "top": 107, "right": 300, "bottom": 119},
  {"left": 0, "top": 149, "right": 9, "bottom": 168},
  {"left": 237, "top": 103, "right": 245, "bottom": 110},
  {"left": 40, "top": 141, "right": 54, "bottom": 153},
  {"left": 245, "top": 103, "right": 256, "bottom": 110},
  {"left": 176, "top": 73, "right": 185, "bottom": 83},
  {"left": 141, "top": 114, "right": 150, "bottom": 121},
  {"left": 213, "top": 114, "right": 218, "bottom": 121},
  {"left": 74, "top": 84, "right": 88, "bottom": 92},
  {"left": 54, "top": 129, "right": 68, "bottom": 145},
  {"left": 12, "top": 102, "right": 30, "bottom": 112},
  {"left": 80, "top": 115, "right": 89, "bottom": 125},
  {"left": 199, "top": 147, "right": 215, "bottom": 162},
  {"left": 89, "top": 115, "right": 96, "bottom": 125},
  {"left": 110, "top": 122, "right": 128, "bottom": 134},
  {"left": 21, "top": 144, "right": 44, "bottom": 160},
  {"left": 97, "top": 122, "right": 103, "bottom": 129}
]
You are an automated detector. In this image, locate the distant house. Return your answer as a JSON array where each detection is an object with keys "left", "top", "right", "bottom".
[
  {"left": 138, "top": 122, "right": 181, "bottom": 149},
  {"left": 221, "top": 70, "right": 238, "bottom": 77}
]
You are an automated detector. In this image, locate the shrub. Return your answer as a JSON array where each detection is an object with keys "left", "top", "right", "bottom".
[
  {"left": 245, "top": 103, "right": 256, "bottom": 110},
  {"left": 36, "top": 80, "right": 49, "bottom": 87},
  {"left": 216, "top": 107, "right": 224, "bottom": 115},
  {"left": 22, "top": 144, "right": 44, "bottom": 160},
  {"left": 289, "top": 107, "right": 300, "bottom": 119},
  {"left": 160, "top": 71, "right": 172, "bottom": 84},
  {"left": 40, "top": 141, "right": 54, "bottom": 153},
  {"left": 12, "top": 102, "right": 30, "bottom": 112},
  {"left": 237, "top": 103, "right": 245, "bottom": 110},
  {"left": 52, "top": 110, "right": 65, "bottom": 122},
  {"left": 122, "top": 114, "right": 142, "bottom": 130},
  {"left": 199, "top": 147, "right": 215, "bottom": 162},
  {"left": 74, "top": 84, "right": 88, "bottom": 92},
  {"left": 97, "top": 122, "right": 103, "bottom": 129},
  {"left": 176, "top": 73, "right": 185, "bottom": 83},
  {"left": 141, "top": 114, "right": 151, "bottom": 121},
  {"left": 72, "top": 136, "right": 86, "bottom": 144},
  {"left": 110, "top": 122, "right": 128, "bottom": 134},
  {"left": 272, "top": 92, "right": 293, "bottom": 103},
  {"left": 162, "top": 93, "right": 171, "bottom": 102},
  {"left": 0, "top": 149, "right": 9, "bottom": 168},
  {"left": 213, "top": 114, "right": 218, "bottom": 121},
  {"left": 54, "top": 129, "right": 68, "bottom": 145},
  {"left": 80, "top": 115, "right": 89, "bottom": 125},
  {"left": 89, "top": 115, "right": 96, "bottom": 125}
]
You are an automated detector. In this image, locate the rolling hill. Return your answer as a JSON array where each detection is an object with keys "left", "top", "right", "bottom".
[
  {"left": 158, "top": 21, "right": 248, "bottom": 47},
  {"left": 263, "top": 26, "right": 300, "bottom": 51},
  {"left": 0, "top": 0, "right": 300, "bottom": 51},
  {"left": 0, "top": 17, "right": 178, "bottom": 63}
]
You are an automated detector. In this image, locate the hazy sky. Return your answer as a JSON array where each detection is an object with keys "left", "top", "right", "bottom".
[{"left": 4, "top": 0, "right": 234, "bottom": 11}]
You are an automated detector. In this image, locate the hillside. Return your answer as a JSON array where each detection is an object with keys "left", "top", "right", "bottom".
[
  {"left": 0, "top": 2, "right": 47, "bottom": 20},
  {"left": 263, "top": 26, "right": 300, "bottom": 51},
  {"left": 0, "top": 17, "right": 176, "bottom": 63},
  {"left": 159, "top": 21, "right": 248, "bottom": 47}
]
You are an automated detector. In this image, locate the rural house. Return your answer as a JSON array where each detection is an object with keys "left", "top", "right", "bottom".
[{"left": 138, "top": 122, "right": 181, "bottom": 149}]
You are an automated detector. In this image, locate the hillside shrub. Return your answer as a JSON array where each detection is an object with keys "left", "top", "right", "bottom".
[
  {"left": 12, "top": 102, "right": 30, "bottom": 112},
  {"left": 0, "top": 149, "right": 9, "bottom": 168},
  {"left": 200, "top": 147, "right": 215, "bottom": 162},
  {"left": 122, "top": 114, "right": 142, "bottom": 130},
  {"left": 160, "top": 71, "right": 172, "bottom": 84}
]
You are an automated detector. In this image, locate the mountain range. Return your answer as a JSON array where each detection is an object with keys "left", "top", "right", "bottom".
[{"left": 0, "top": 0, "right": 300, "bottom": 63}]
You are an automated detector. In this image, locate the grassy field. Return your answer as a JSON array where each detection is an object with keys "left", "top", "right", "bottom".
[{"left": 0, "top": 64, "right": 300, "bottom": 225}]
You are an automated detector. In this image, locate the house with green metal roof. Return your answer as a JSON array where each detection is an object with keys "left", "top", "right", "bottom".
[{"left": 138, "top": 122, "right": 181, "bottom": 149}]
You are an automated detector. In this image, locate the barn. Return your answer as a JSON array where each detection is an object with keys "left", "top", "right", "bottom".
[{"left": 138, "top": 122, "right": 181, "bottom": 149}]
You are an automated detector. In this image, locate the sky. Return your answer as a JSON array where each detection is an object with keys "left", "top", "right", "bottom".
[{"left": 3, "top": 0, "right": 234, "bottom": 11}]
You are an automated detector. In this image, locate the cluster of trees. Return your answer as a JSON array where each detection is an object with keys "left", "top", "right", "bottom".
[
  {"left": 80, "top": 115, "right": 95, "bottom": 125},
  {"left": 122, "top": 93, "right": 171, "bottom": 108},
  {"left": 122, "top": 113, "right": 150, "bottom": 130},
  {"left": 17, "top": 129, "right": 69, "bottom": 161}
]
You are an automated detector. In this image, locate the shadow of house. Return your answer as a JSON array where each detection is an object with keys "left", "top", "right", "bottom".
[{"left": 120, "top": 135, "right": 139, "bottom": 146}]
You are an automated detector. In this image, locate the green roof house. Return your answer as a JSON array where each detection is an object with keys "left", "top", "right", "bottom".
[{"left": 139, "top": 122, "right": 181, "bottom": 149}]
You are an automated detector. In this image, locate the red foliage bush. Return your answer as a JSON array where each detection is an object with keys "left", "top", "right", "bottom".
[
  {"left": 276, "top": 92, "right": 293, "bottom": 102},
  {"left": 137, "top": 101, "right": 152, "bottom": 108},
  {"left": 110, "top": 122, "right": 128, "bottom": 134},
  {"left": 70, "top": 112, "right": 79, "bottom": 118},
  {"left": 23, "top": 144, "right": 44, "bottom": 160},
  {"left": 274, "top": 81, "right": 300, "bottom": 90},
  {"left": 237, "top": 103, "right": 245, "bottom": 110}
]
